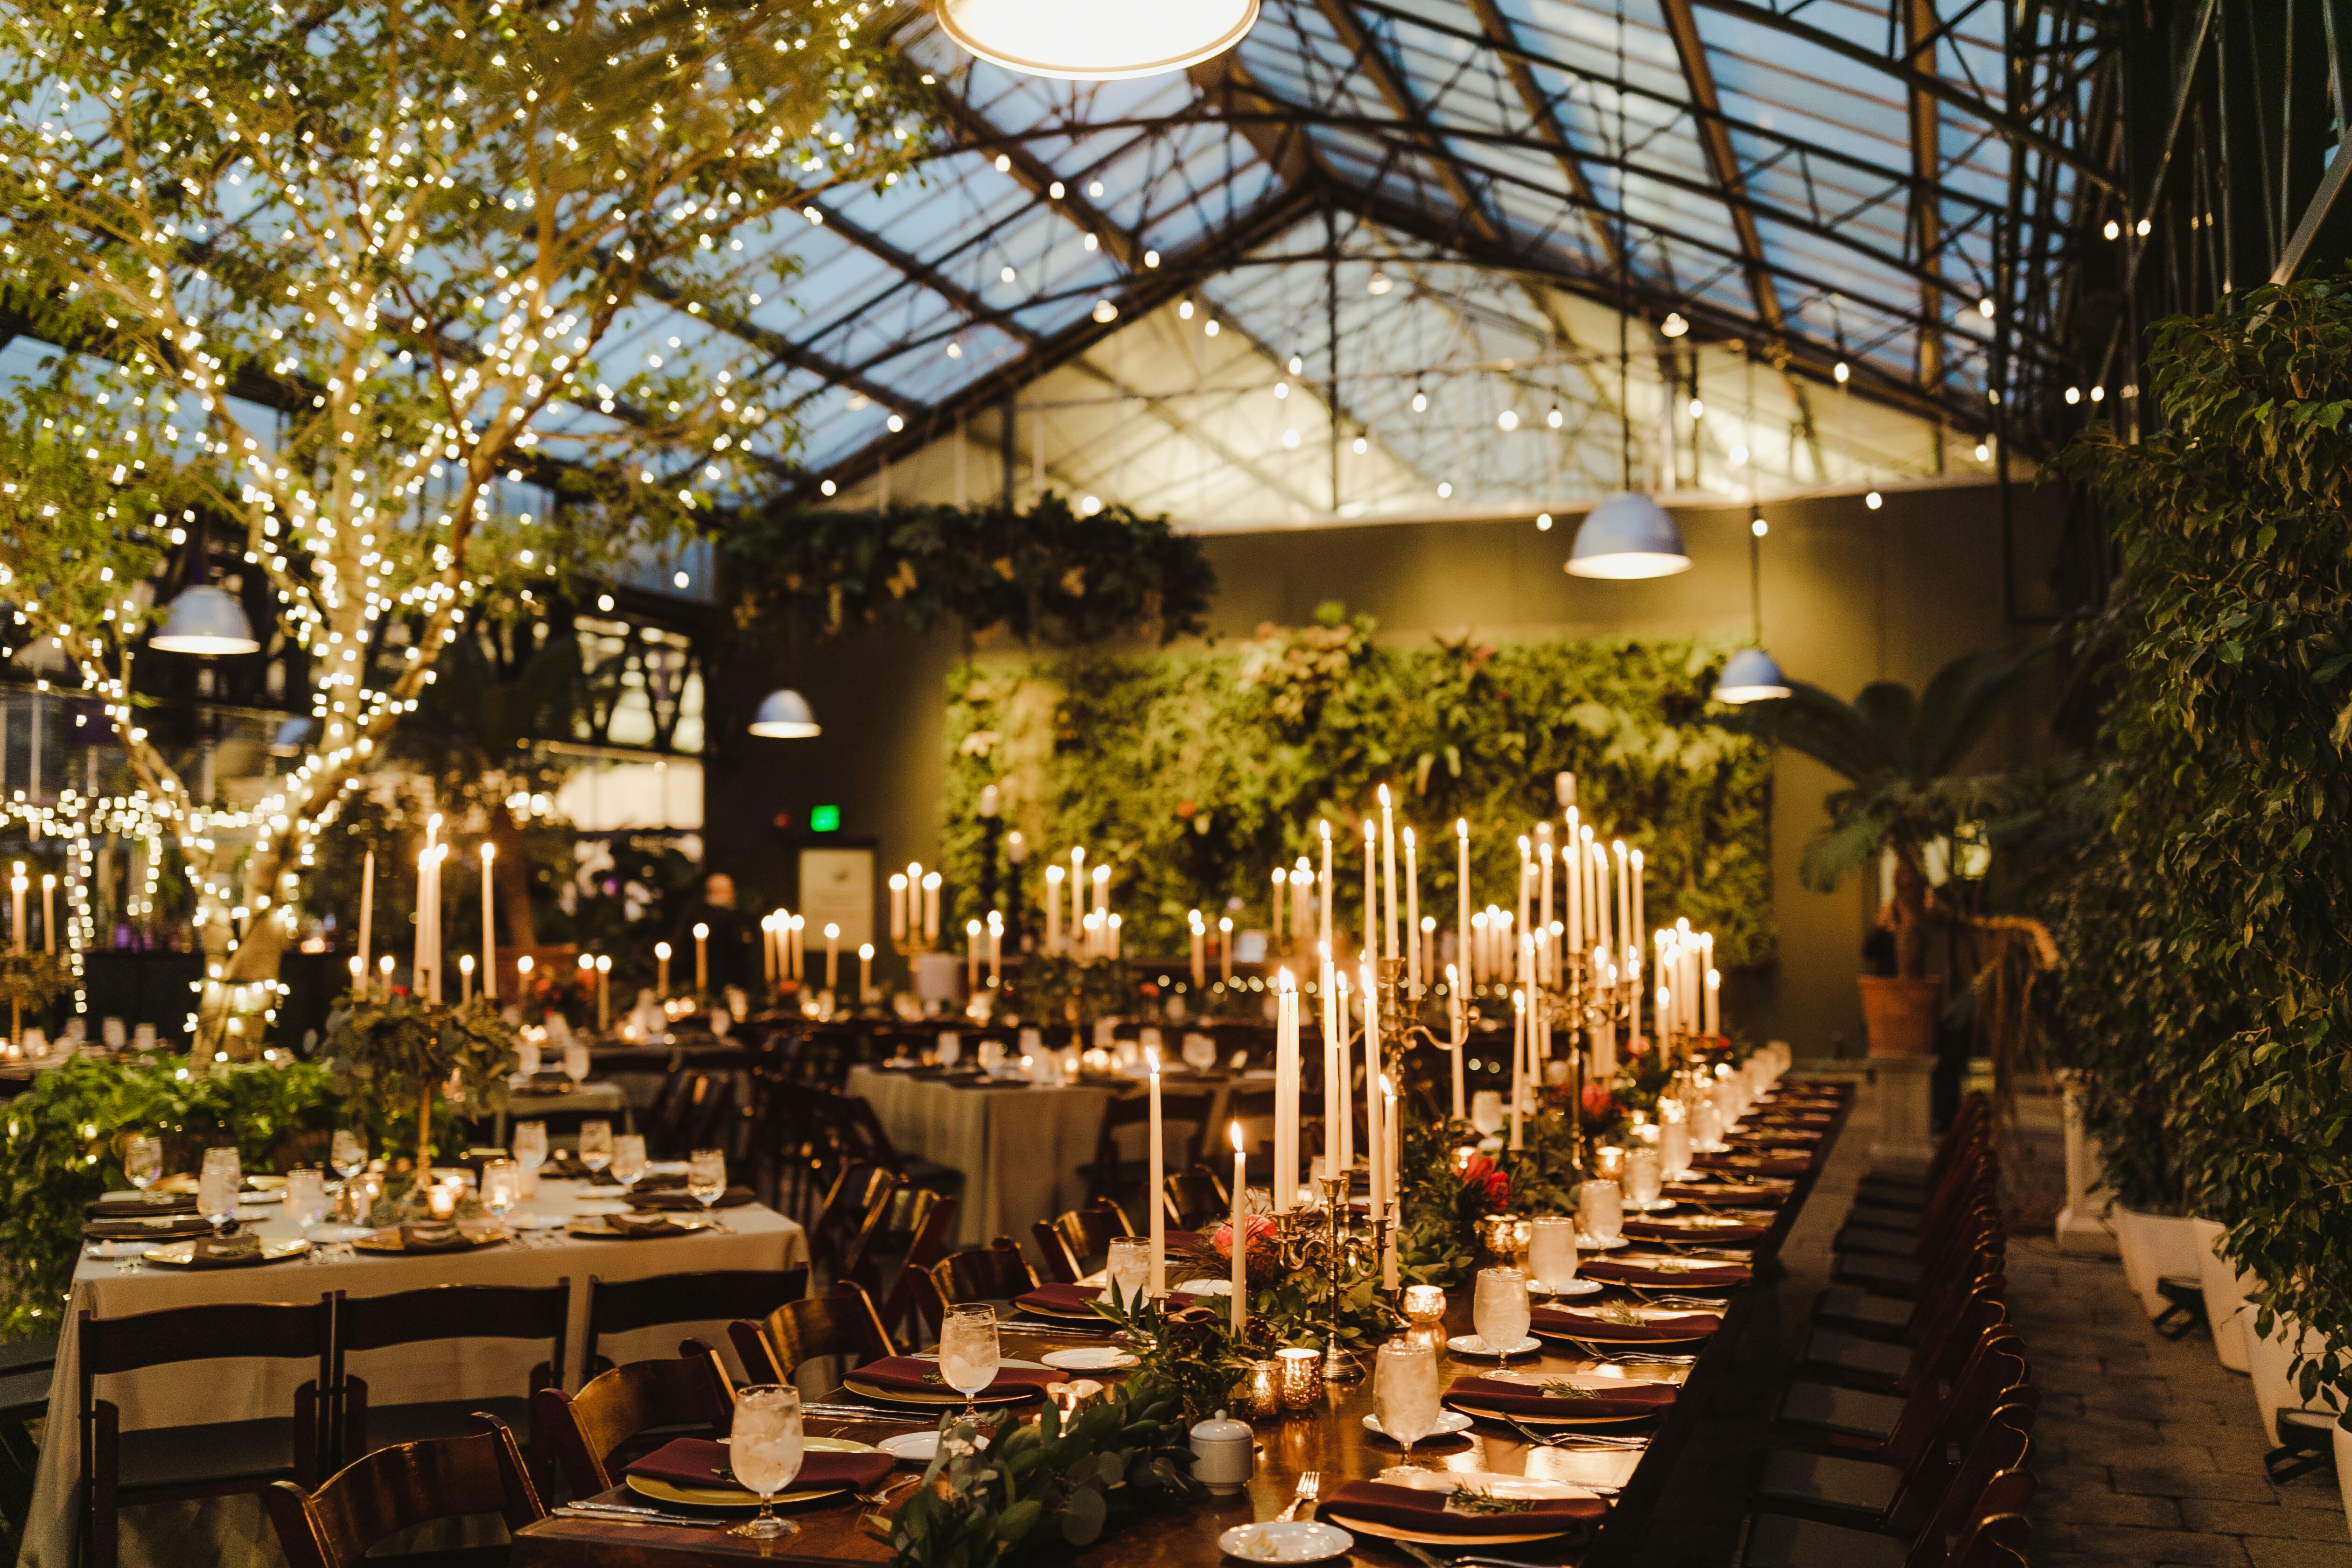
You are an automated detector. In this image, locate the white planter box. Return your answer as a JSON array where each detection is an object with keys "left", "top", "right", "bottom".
[
  {"left": 2336, "top": 1420, "right": 2352, "bottom": 1544},
  {"left": 2190, "top": 1217, "right": 2257, "bottom": 1373},
  {"left": 2246, "top": 1310, "right": 2329, "bottom": 1447},
  {"left": 2114, "top": 1203, "right": 2203, "bottom": 1321}
]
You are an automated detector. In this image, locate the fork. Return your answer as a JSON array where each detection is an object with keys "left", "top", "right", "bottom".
[
  {"left": 1276, "top": 1470, "right": 1321, "bottom": 1521},
  {"left": 1501, "top": 1416, "right": 1646, "bottom": 1451},
  {"left": 856, "top": 1476, "right": 919, "bottom": 1507}
]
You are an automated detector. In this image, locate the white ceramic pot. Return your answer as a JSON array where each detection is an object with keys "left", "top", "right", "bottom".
[
  {"left": 2189, "top": 1218, "right": 2258, "bottom": 1373},
  {"left": 2113, "top": 1204, "right": 2205, "bottom": 1321},
  {"left": 2245, "top": 1310, "right": 2328, "bottom": 1447}
]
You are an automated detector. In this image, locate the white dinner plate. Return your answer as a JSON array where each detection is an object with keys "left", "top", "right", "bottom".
[
  {"left": 879, "top": 1431, "right": 940, "bottom": 1465},
  {"left": 1446, "top": 1334, "right": 1542, "bottom": 1357},
  {"left": 1575, "top": 1234, "right": 1629, "bottom": 1250},
  {"left": 1362, "top": 1409, "right": 1474, "bottom": 1440},
  {"left": 1528, "top": 1278, "right": 1603, "bottom": 1298},
  {"left": 1041, "top": 1345, "right": 1140, "bottom": 1372},
  {"left": 1218, "top": 1521, "right": 1354, "bottom": 1563}
]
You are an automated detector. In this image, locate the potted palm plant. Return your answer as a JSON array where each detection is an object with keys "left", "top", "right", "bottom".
[{"left": 1714, "top": 641, "right": 2050, "bottom": 1056}]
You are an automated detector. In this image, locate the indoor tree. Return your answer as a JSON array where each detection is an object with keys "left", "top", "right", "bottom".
[{"left": 0, "top": 0, "right": 932, "bottom": 1053}]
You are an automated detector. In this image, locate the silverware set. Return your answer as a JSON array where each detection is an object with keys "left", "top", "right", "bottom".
[
  {"left": 1276, "top": 1470, "right": 1321, "bottom": 1521},
  {"left": 1499, "top": 1415, "right": 1651, "bottom": 1452},
  {"left": 556, "top": 1502, "right": 724, "bottom": 1530}
]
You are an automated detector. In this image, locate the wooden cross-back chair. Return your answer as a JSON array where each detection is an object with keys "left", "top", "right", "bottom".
[
  {"left": 533, "top": 1343, "right": 734, "bottom": 1500},
  {"left": 1030, "top": 1200, "right": 1134, "bottom": 1284},
  {"left": 264, "top": 1414, "right": 542, "bottom": 1568},
  {"left": 582, "top": 1265, "right": 810, "bottom": 1377},
  {"left": 729, "top": 1280, "right": 895, "bottom": 1388},
  {"left": 330, "top": 1282, "right": 569, "bottom": 1464}
]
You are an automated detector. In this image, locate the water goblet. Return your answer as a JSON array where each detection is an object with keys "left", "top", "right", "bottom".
[
  {"left": 1373, "top": 1338, "right": 1443, "bottom": 1461},
  {"left": 939, "top": 1303, "right": 1001, "bottom": 1422},
  {"left": 124, "top": 1135, "right": 163, "bottom": 1194},
  {"left": 1472, "top": 1265, "right": 1530, "bottom": 1362},
  {"left": 562, "top": 1041, "right": 590, "bottom": 1085},
  {"left": 1626, "top": 1147, "right": 1664, "bottom": 1210},
  {"left": 727, "top": 1385, "right": 805, "bottom": 1538},
  {"left": 1578, "top": 1178, "right": 1624, "bottom": 1246},
  {"left": 687, "top": 1148, "right": 726, "bottom": 1211},
  {"left": 198, "top": 1147, "right": 242, "bottom": 1232},
  {"left": 610, "top": 1133, "right": 647, "bottom": 1197},
  {"left": 512, "top": 1120, "right": 548, "bottom": 1176},
  {"left": 578, "top": 1120, "right": 613, "bottom": 1176},
  {"left": 1526, "top": 1216, "right": 1579, "bottom": 1294},
  {"left": 287, "top": 1168, "right": 329, "bottom": 1232},
  {"left": 1105, "top": 1236, "right": 1150, "bottom": 1308},
  {"left": 1470, "top": 1090, "right": 1505, "bottom": 1137}
]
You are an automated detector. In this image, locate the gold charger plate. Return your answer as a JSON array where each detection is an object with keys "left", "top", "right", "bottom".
[
  {"left": 564, "top": 1214, "right": 724, "bottom": 1240},
  {"left": 844, "top": 1357, "right": 1051, "bottom": 1407},
  {"left": 1322, "top": 1516, "right": 1576, "bottom": 1546},
  {"left": 355, "top": 1222, "right": 511, "bottom": 1253},
  {"left": 622, "top": 1435, "right": 876, "bottom": 1508},
  {"left": 141, "top": 1237, "right": 312, "bottom": 1267}
]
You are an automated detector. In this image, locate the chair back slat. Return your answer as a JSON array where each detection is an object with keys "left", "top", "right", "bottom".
[
  {"left": 730, "top": 1281, "right": 892, "bottom": 1386},
  {"left": 585, "top": 1266, "right": 809, "bottom": 1374},
  {"left": 934, "top": 1238, "right": 1036, "bottom": 1302},
  {"left": 82, "top": 1299, "right": 326, "bottom": 1376},
  {"left": 534, "top": 1350, "right": 732, "bottom": 1498}
]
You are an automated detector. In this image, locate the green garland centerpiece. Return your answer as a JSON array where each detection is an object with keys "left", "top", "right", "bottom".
[
  {"left": 0, "top": 950, "right": 72, "bottom": 1037},
  {"left": 324, "top": 990, "right": 517, "bottom": 1197}
]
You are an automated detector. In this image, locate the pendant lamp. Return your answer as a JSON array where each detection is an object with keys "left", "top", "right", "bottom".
[
  {"left": 1568, "top": 0, "right": 1689, "bottom": 582},
  {"left": 935, "top": 0, "right": 1258, "bottom": 80},
  {"left": 1713, "top": 505, "right": 1790, "bottom": 703},
  {"left": 749, "top": 687, "right": 821, "bottom": 739},
  {"left": 150, "top": 584, "right": 260, "bottom": 655}
]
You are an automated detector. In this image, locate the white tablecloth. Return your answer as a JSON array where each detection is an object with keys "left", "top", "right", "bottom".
[{"left": 18, "top": 1178, "right": 806, "bottom": 1568}]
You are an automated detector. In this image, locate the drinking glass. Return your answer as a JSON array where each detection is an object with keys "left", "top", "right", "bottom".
[
  {"left": 934, "top": 1034, "right": 961, "bottom": 1068},
  {"left": 287, "top": 1168, "right": 329, "bottom": 1231},
  {"left": 1182, "top": 1033, "right": 1218, "bottom": 1073},
  {"left": 1472, "top": 1265, "right": 1530, "bottom": 1360},
  {"left": 512, "top": 1120, "right": 548, "bottom": 1176},
  {"left": 198, "top": 1147, "right": 242, "bottom": 1232},
  {"left": 687, "top": 1148, "right": 727, "bottom": 1211},
  {"left": 1626, "top": 1147, "right": 1664, "bottom": 1210},
  {"left": 124, "top": 1135, "right": 163, "bottom": 1193},
  {"left": 1469, "top": 1090, "right": 1505, "bottom": 1137},
  {"left": 1578, "top": 1178, "right": 1624, "bottom": 1246},
  {"left": 578, "top": 1120, "right": 613, "bottom": 1176},
  {"left": 482, "top": 1158, "right": 520, "bottom": 1223},
  {"left": 1104, "top": 1237, "right": 1150, "bottom": 1308},
  {"left": 1526, "top": 1216, "right": 1579, "bottom": 1293},
  {"left": 102, "top": 1016, "right": 127, "bottom": 1050},
  {"left": 976, "top": 1040, "right": 1005, "bottom": 1074},
  {"left": 515, "top": 1033, "right": 542, "bottom": 1077},
  {"left": 1373, "top": 1338, "right": 1443, "bottom": 1460},
  {"left": 610, "top": 1133, "right": 647, "bottom": 1195},
  {"left": 562, "top": 1041, "right": 590, "bottom": 1085},
  {"left": 939, "top": 1304, "right": 1001, "bottom": 1420},
  {"left": 1692, "top": 1098, "right": 1724, "bottom": 1151},
  {"left": 330, "top": 1128, "right": 367, "bottom": 1184},
  {"left": 727, "top": 1384, "right": 805, "bottom": 1539}
]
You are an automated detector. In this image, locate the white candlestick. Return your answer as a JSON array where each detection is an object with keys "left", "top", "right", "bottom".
[
  {"left": 1274, "top": 970, "right": 1298, "bottom": 1211},
  {"left": 1361, "top": 821, "right": 1376, "bottom": 962},
  {"left": 357, "top": 849, "right": 374, "bottom": 989},
  {"left": 1319, "top": 820, "right": 1333, "bottom": 952},
  {"left": 1229, "top": 1122, "right": 1248, "bottom": 1336},
  {"left": 890, "top": 874, "right": 907, "bottom": 943},
  {"left": 1509, "top": 983, "right": 1525, "bottom": 1149},
  {"left": 1631, "top": 850, "right": 1646, "bottom": 994},
  {"left": 693, "top": 921, "right": 709, "bottom": 994},
  {"left": 1446, "top": 963, "right": 1466, "bottom": 1118},
  {"left": 1455, "top": 819, "right": 1470, "bottom": 1000},
  {"left": 1042, "top": 867, "right": 1061, "bottom": 953},
  {"left": 1148, "top": 1050, "right": 1167, "bottom": 1295},
  {"left": 966, "top": 918, "right": 982, "bottom": 992},
  {"left": 656, "top": 941, "right": 671, "bottom": 999},
  {"left": 1335, "top": 968, "right": 1353, "bottom": 1174},
  {"left": 859, "top": 943, "right": 873, "bottom": 1001},
  {"left": 1362, "top": 956, "right": 1383, "bottom": 1212},
  {"left": 1381, "top": 1074, "right": 1400, "bottom": 1290},
  {"left": 1379, "top": 784, "right": 1399, "bottom": 960},
  {"left": 1403, "top": 827, "right": 1421, "bottom": 996},
  {"left": 825, "top": 924, "right": 840, "bottom": 992}
]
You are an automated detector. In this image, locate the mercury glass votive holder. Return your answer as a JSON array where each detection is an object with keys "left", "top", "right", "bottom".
[
  {"left": 1594, "top": 1145, "right": 1625, "bottom": 1182},
  {"left": 1402, "top": 1284, "right": 1447, "bottom": 1326},
  {"left": 1232, "top": 1358, "right": 1283, "bottom": 1421},
  {"left": 1275, "top": 1347, "right": 1322, "bottom": 1411}
]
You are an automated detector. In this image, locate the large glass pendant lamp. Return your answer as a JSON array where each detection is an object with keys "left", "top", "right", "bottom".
[
  {"left": 1567, "top": 0, "right": 1688, "bottom": 581},
  {"left": 935, "top": 0, "right": 1259, "bottom": 80}
]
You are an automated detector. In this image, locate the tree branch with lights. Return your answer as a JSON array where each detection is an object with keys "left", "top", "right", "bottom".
[{"left": 0, "top": 0, "right": 936, "bottom": 1054}]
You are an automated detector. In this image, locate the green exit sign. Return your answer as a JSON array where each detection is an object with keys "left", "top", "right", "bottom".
[{"left": 809, "top": 804, "right": 841, "bottom": 833}]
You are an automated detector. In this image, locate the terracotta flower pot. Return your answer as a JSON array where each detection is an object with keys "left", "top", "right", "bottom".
[{"left": 1857, "top": 975, "right": 1943, "bottom": 1058}]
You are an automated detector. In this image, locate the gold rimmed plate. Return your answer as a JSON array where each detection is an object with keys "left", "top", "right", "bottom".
[
  {"left": 1324, "top": 1517, "right": 1577, "bottom": 1547},
  {"left": 564, "top": 1214, "right": 724, "bottom": 1240},
  {"left": 844, "top": 1358, "right": 1051, "bottom": 1408},
  {"left": 141, "top": 1237, "right": 311, "bottom": 1267},
  {"left": 355, "top": 1221, "right": 512, "bottom": 1253},
  {"left": 621, "top": 1435, "right": 877, "bottom": 1509}
]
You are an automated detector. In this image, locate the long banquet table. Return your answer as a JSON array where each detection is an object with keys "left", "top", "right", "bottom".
[
  {"left": 19, "top": 1178, "right": 809, "bottom": 1568},
  {"left": 512, "top": 1079, "right": 1851, "bottom": 1568}
]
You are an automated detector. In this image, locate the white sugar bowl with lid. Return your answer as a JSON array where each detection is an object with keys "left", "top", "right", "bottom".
[{"left": 1189, "top": 1408, "right": 1255, "bottom": 1496}]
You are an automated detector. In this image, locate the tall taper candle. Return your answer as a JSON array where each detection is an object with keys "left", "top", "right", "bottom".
[
  {"left": 1273, "top": 970, "right": 1298, "bottom": 1211},
  {"left": 1456, "top": 819, "right": 1470, "bottom": 999},
  {"left": 1446, "top": 963, "right": 1466, "bottom": 1117},
  {"left": 1043, "top": 865, "right": 1063, "bottom": 953},
  {"left": 967, "top": 918, "right": 982, "bottom": 992},
  {"left": 825, "top": 924, "right": 840, "bottom": 992},
  {"left": 1361, "top": 820, "right": 1376, "bottom": 961},
  {"left": 1319, "top": 819, "right": 1334, "bottom": 952},
  {"left": 1403, "top": 827, "right": 1421, "bottom": 996},
  {"left": 595, "top": 953, "right": 610, "bottom": 1030},
  {"left": 1219, "top": 917, "right": 1233, "bottom": 983},
  {"left": 859, "top": 943, "right": 874, "bottom": 1002},
  {"left": 42, "top": 874, "right": 55, "bottom": 956},
  {"left": 1148, "top": 1049, "right": 1167, "bottom": 1295},
  {"left": 1381, "top": 1073, "right": 1400, "bottom": 1290},
  {"left": 480, "top": 844, "right": 497, "bottom": 998},
  {"left": 655, "top": 941, "right": 671, "bottom": 999},
  {"left": 1229, "top": 1122, "right": 1248, "bottom": 1335},
  {"left": 691, "top": 922, "right": 708, "bottom": 994},
  {"left": 890, "top": 874, "right": 907, "bottom": 943},
  {"left": 1334, "top": 967, "right": 1354, "bottom": 1175},
  {"left": 358, "top": 848, "right": 374, "bottom": 988},
  {"left": 1509, "top": 983, "right": 1525, "bottom": 1149},
  {"left": 1362, "top": 957, "right": 1384, "bottom": 1217},
  {"left": 1379, "top": 784, "right": 1399, "bottom": 959}
]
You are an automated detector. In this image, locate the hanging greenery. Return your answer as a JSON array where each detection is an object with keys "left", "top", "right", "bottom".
[
  {"left": 723, "top": 494, "right": 1216, "bottom": 648},
  {"left": 2058, "top": 274, "right": 2352, "bottom": 1393},
  {"left": 324, "top": 993, "right": 518, "bottom": 1178},
  {"left": 942, "top": 607, "right": 1773, "bottom": 966}
]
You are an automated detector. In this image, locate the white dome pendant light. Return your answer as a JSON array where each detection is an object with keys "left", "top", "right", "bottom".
[
  {"left": 1714, "top": 506, "right": 1791, "bottom": 703},
  {"left": 150, "top": 583, "right": 261, "bottom": 655},
  {"left": 936, "top": 0, "right": 1259, "bottom": 81},
  {"left": 1568, "top": 0, "right": 1688, "bottom": 581},
  {"left": 749, "top": 688, "right": 821, "bottom": 739}
]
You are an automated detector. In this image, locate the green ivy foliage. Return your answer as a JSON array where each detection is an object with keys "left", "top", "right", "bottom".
[
  {"left": 2060, "top": 276, "right": 2352, "bottom": 1392},
  {"left": 874, "top": 1373, "right": 1200, "bottom": 1568},
  {"left": 942, "top": 609, "right": 1773, "bottom": 966},
  {"left": 723, "top": 495, "right": 1215, "bottom": 648},
  {"left": 0, "top": 1057, "right": 340, "bottom": 1338}
]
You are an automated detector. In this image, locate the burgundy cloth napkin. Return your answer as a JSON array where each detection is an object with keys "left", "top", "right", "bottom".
[
  {"left": 1321, "top": 1479, "right": 1606, "bottom": 1534},
  {"left": 1531, "top": 1305, "right": 1722, "bottom": 1343},
  {"left": 1014, "top": 1283, "right": 1105, "bottom": 1316},
  {"left": 624, "top": 1438, "right": 894, "bottom": 1494},
  {"left": 1691, "top": 1153, "right": 1811, "bottom": 1176},
  {"left": 1663, "top": 1181, "right": 1789, "bottom": 1204},
  {"left": 850, "top": 1356, "right": 1066, "bottom": 1395},
  {"left": 398, "top": 1224, "right": 475, "bottom": 1253},
  {"left": 1623, "top": 1218, "right": 1769, "bottom": 1244},
  {"left": 1579, "top": 1257, "right": 1751, "bottom": 1288},
  {"left": 1731, "top": 1127, "right": 1823, "bottom": 1145},
  {"left": 628, "top": 1186, "right": 756, "bottom": 1211},
  {"left": 1441, "top": 1374, "right": 1678, "bottom": 1419},
  {"left": 184, "top": 1235, "right": 266, "bottom": 1269}
]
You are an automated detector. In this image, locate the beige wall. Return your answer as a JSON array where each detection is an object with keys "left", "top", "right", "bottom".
[{"left": 707, "top": 479, "right": 2067, "bottom": 1057}]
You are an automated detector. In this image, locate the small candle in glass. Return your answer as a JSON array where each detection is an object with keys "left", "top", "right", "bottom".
[
  {"left": 1594, "top": 1145, "right": 1625, "bottom": 1182},
  {"left": 1401, "top": 1284, "right": 1447, "bottom": 1325},
  {"left": 1275, "top": 1347, "right": 1322, "bottom": 1411},
  {"left": 1232, "top": 1359, "right": 1282, "bottom": 1421},
  {"left": 426, "top": 1182, "right": 458, "bottom": 1220}
]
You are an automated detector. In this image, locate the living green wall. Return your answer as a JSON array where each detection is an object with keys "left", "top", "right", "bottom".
[
  {"left": 702, "top": 479, "right": 2068, "bottom": 1055},
  {"left": 935, "top": 618, "right": 1773, "bottom": 966}
]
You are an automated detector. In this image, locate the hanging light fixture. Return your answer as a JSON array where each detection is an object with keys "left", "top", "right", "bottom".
[
  {"left": 1566, "top": 0, "right": 1689, "bottom": 582},
  {"left": 749, "top": 688, "right": 821, "bottom": 738},
  {"left": 935, "top": 0, "right": 1258, "bottom": 80},
  {"left": 150, "top": 584, "right": 259, "bottom": 655},
  {"left": 1714, "top": 505, "right": 1791, "bottom": 703}
]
